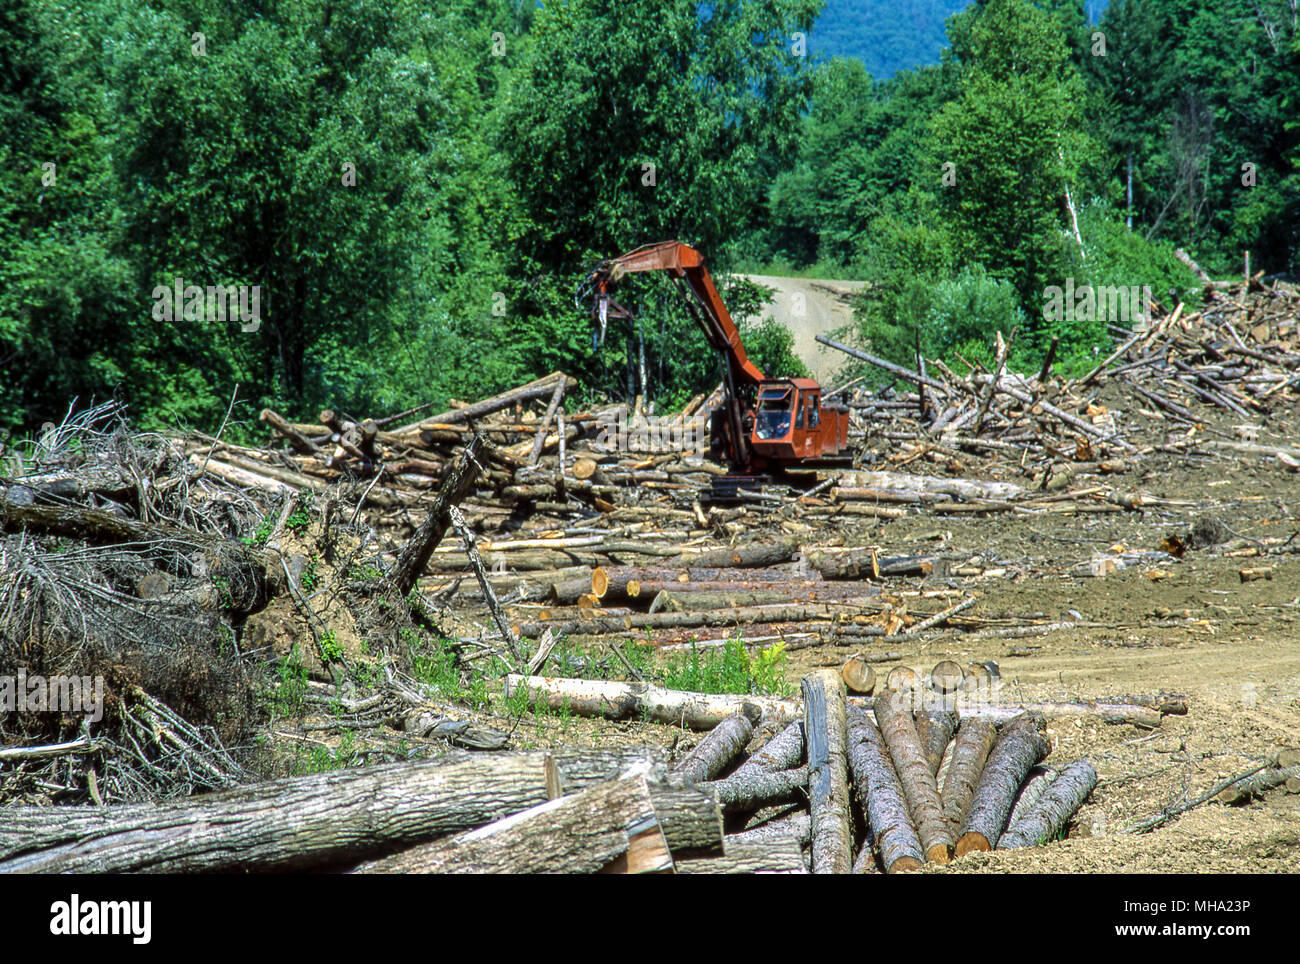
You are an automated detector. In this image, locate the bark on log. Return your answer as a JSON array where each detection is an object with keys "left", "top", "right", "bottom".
[
  {"left": 1007, "top": 764, "right": 1058, "bottom": 828},
  {"left": 732, "top": 721, "right": 805, "bottom": 778},
  {"left": 644, "top": 588, "right": 808, "bottom": 612},
  {"left": 1217, "top": 764, "right": 1300, "bottom": 804},
  {"left": 728, "top": 811, "right": 811, "bottom": 849},
  {"left": 940, "top": 719, "right": 998, "bottom": 830},
  {"left": 676, "top": 837, "right": 807, "bottom": 874},
  {"left": 0, "top": 752, "right": 559, "bottom": 873},
  {"left": 396, "top": 373, "right": 575, "bottom": 435},
  {"left": 845, "top": 708, "right": 923, "bottom": 873},
  {"left": 873, "top": 692, "right": 952, "bottom": 863},
  {"left": 671, "top": 710, "right": 759, "bottom": 785},
  {"left": 803, "top": 670, "right": 853, "bottom": 874},
  {"left": 1000, "top": 759, "right": 1098, "bottom": 849},
  {"left": 681, "top": 538, "right": 799, "bottom": 569},
  {"left": 504, "top": 676, "right": 1165, "bottom": 731},
  {"left": 702, "top": 766, "right": 809, "bottom": 815},
  {"left": 956, "top": 714, "right": 1051, "bottom": 856},
  {"left": 354, "top": 773, "right": 669, "bottom": 874},
  {"left": 391, "top": 435, "right": 484, "bottom": 596},
  {"left": 915, "top": 709, "right": 960, "bottom": 775}
]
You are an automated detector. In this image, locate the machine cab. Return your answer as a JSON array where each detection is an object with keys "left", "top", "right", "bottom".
[{"left": 751, "top": 378, "right": 828, "bottom": 460}]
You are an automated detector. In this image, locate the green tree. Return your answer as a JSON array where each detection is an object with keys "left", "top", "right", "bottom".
[{"left": 497, "top": 0, "right": 821, "bottom": 405}]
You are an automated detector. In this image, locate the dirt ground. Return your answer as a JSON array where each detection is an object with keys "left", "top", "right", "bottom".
[{"left": 490, "top": 448, "right": 1300, "bottom": 873}]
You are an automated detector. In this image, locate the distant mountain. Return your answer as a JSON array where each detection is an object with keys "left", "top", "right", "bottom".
[
  {"left": 808, "top": 0, "right": 1110, "bottom": 79},
  {"left": 808, "top": 0, "right": 970, "bottom": 79}
]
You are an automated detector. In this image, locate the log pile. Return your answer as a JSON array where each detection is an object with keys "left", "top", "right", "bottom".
[
  {"left": 502, "top": 669, "right": 1103, "bottom": 874},
  {"left": 817, "top": 277, "right": 1300, "bottom": 485}
]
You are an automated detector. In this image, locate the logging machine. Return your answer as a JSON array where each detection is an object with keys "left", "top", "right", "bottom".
[{"left": 578, "top": 241, "right": 850, "bottom": 496}]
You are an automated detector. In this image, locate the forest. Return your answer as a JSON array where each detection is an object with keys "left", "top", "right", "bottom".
[{"left": 2, "top": 0, "right": 1297, "bottom": 437}]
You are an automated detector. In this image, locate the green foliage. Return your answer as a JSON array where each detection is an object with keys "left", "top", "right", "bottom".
[
  {"left": 405, "top": 630, "right": 463, "bottom": 700},
  {"left": 663, "top": 638, "right": 791, "bottom": 697},
  {"left": 317, "top": 630, "right": 343, "bottom": 663},
  {"left": 924, "top": 266, "right": 1026, "bottom": 362},
  {"left": 271, "top": 644, "right": 309, "bottom": 717}
]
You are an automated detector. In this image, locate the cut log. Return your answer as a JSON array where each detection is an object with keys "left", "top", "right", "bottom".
[
  {"left": 845, "top": 708, "right": 923, "bottom": 873},
  {"left": 956, "top": 714, "right": 1051, "bottom": 856},
  {"left": 841, "top": 654, "right": 876, "bottom": 694},
  {"left": 1217, "top": 764, "right": 1300, "bottom": 805},
  {"left": 702, "top": 766, "right": 808, "bottom": 815},
  {"left": 1007, "top": 764, "right": 1058, "bottom": 829},
  {"left": 671, "top": 710, "right": 759, "bottom": 785},
  {"left": 505, "top": 676, "right": 1165, "bottom": 731},
  {"left": 0, "top": 752, "right": 557, "bottom": 873},
  {"left": 396, "top": 373, "right": 576, "bottom": 435},
  {"left": 681, "top": 538, "right": 799, "bottom": 569},
  {"left": 391, "top": 435, "right": 485, "bottom": 596},
  {"left": 803, "top": 670, "right": 853, "bottom": 874},
  {"left": 1000, "top": 759, "right": 1098, "bottom": 849},
  {"left": 732, "top": 721, "right": 805, "bottom": 778},
  {"left": 873, "top": 692, "right": 952, "bottom": 863},
  {"left": 728, "top": 811, "right": 811, "bottom": 849},
  {"left": 940, "top": 718, "right": 998, "bottom": 830},
  {"left": 354, "top": 773, "right": 668, "bottom": 874},
  {"left": 914, "top": 709, "right": 960, "bottom": 775},
  {"left": 642, "top": 784, "right": 725, "bottom": 857},
  {"left": 885, "top": 666, "right": 919, "bottom": 692},
  {"left": 676, "top": 837, "right": 807, "bottom": 874},
  {"left": 929, "top": 661, "right": 965, "bottom": 695}
]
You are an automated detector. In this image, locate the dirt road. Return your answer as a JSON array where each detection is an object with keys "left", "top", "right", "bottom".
[{"left": 739, "top": 275, "right": 865, "bottom": 384}]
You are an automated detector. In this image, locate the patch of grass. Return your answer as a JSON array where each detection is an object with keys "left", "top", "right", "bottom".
[
  {"left": 271, "top": 644, "right": 309, "bottom": 717},
  {"left": 662, "top": 637, "right": 790, "bottom": 697},
  {"left": 293, "top": 729, "right": 362, "bottom": 774},
  {"left": 405, "top": 629, "right": 463, "bottom": 700}
]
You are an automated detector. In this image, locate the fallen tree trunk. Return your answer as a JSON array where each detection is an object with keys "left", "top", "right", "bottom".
[
  {"left": 1217, "top": 764, "right": 1300, "bottom": 805},
  {"left": 1007, "top": 764, "right": 1058, "bottom": 828},
  {"left": 354, "top": 773, "right": 669, "bottom": 874},
  {"left": 999, "top": 759, "right": 1097, "bottom": 849},
  {"left": 0, "top": 752, "right": 561, "bottom": 873},
  {"left": 396, "top": 373, "right": 576, "bottom": 435},
  {"left": 956, "top": 714, "right": 1051, "bottom": 856},
  {"left": 846, "top": 708, "right": 923, "bottom": 873},
  {"left": 803, "top": 670, "right": 853, "bottom": 874},
  {"left": 676, "top": 837, "right": 807, "bottom": 874},
  {"left": 728, "top": 811, "right": 811, "bottom": 849},
  {"left": 940, "top": 719, "right": 998, "bottom": 830},
  {"left": 503, "top": 676, "right": 1167, "bottom": 730},
  {"left": 679, "top": 538, "right": 800, "bottom": 569},
  {"left": 873, "top": 692, "right": 952, "bottom": 864},
  {"left": 915, "top": 709, "right": 960, "bottom": 775},
  {"left": 391, "top": 435, "right": 485, "bottom": 596},
  {"left": 731, "top": 721, "right": 804, "bottom": 778},
  {"left": 702, "top": 766, "right": 808, "bottom": 815},
  {"left": 671, "top": 710, "right": 759, "bottom": 785}
]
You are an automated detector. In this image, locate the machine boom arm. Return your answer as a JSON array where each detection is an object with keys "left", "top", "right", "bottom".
[{"left": 588, "top": 241, "right": 766, "bottom": 389}]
